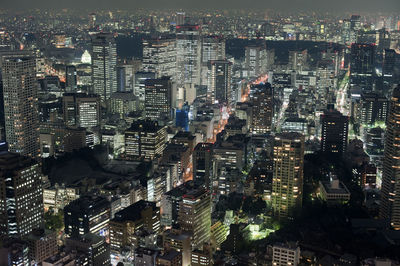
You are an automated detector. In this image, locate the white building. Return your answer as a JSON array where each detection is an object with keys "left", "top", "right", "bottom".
[{"left": 272, "top": 242, "right": 300, "bottom": 266}]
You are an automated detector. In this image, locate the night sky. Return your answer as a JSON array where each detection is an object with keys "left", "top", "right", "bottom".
[{"left": 1, "top": 0, "right": 400, "bottom": 12}]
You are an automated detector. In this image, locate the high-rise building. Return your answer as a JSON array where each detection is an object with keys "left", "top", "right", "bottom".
[
  {"left": 177, "top": 188, "right": 211, "bottom": 249},
  {"left": 91, "top": 33, "right": 117, "bottom": 101},
  {"left": 176, "top": 25, "right": 202, "bottom": 103},
  {"left": 380, "top": 85, "right": 400, "bottom": 229},
  {"left": 125, "top": 120, "right": 167, "bottom": 160},
  {"left": 66, "top": 233, "right": 111, "bottom": 265},
  {"left": 350, "top": 43, "right": 375, "bottom": 91},
  {"left": 383, "top": 49, "right": 396, "bottom": 78},
  {"left": 65, "top": 65, "right": 77, "bottom": 92},
  {"left": 110, "top": 92, "right": 139, "bottom": 118},
  {"left": 2, "top": 56, "right": 39, "bottom": 158},
  {"left": 250, "top": 82, "right": 274, "bottom": 134},
  {"left": 109, "top": 200, "right": 160, "bottom": 253},
  {"left": 360, "top": 92, "right": 388, "bottom": 125},
  {"left": 245, "top": 45, "right": 266, "bottom": 78},
  {"left": 145, "top": 76, "right": 173, "bottom": 121},
  {"left": 272, "top": 132, "right": 304, "bottom": 220},
  {"left": 134, "top": 71, "right": 156, "bottom": 102},
  {"left": 350, "top": 15, "right": 361, "bottom": 43},
  {"left": 142, "top": 37, "right": 176, "bottom": 80},
  {"left": 62, "top": 93, "right": 100, "bottom": 129},
  {"left": 320, "top": 106, "right": 349, "bottom": 155},
  {"left": 208, "top": 60, "right": 232, "bottom": 104},
  {"left": 64, "top": 195, "right": 111, "bottom": 238},
  {"left": 193, "top": 143, "right": 213, "bottom": 189},
  {"left": 25, "top": 229, "right": 58, "bottom": 264},
  {"left": 0, "top": 152, "right": 43, "bottom": 236},
  {"left": 201, "top": 36, "right": 225, "bottom": 64}
]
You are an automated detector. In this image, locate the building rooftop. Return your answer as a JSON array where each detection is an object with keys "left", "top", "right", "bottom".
[{"left": 113, "top": 200, "right": 157, "bottom": 223}]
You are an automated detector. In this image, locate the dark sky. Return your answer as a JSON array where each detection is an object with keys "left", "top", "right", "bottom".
[{"left": 1, "top": 0, "right": 400, "bottom": 12}]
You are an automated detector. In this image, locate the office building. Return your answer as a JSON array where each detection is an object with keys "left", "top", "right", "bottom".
[
  {"left": 134, "top": 71, "right": 156, "bottom": 102},
  {"left": 202, "top": 36, "right": 225, "bottom": 63},
  {"left": 272, "top": 242, "right": 301, "bottom": 266},
  {"left": 110, "top": 91, "right": 139, "bottom": 118},
  {"left": 193, "top": 143, "right": 213, "bottom": 189},
  {"left": 163, "top": 229, "right": 192, "bottom": 266},
  {"left": 272, "top": 132, "right": 304, "bottom": 220},
  {"left": 320, "top": 106, "right": 349, "bottom": 155},
  {"left": 145, "top": 76, "right": 173, "bottom": 121},
  {"left": 250, "top": 82, "right": 274, "bottom": 134},
  {"left": 209, "top": 60, "right": 232, "bottom": 104},
  {"left": 91, "top": 33, "right": 117, "bottom": 101},
  {"left": 125, "top": 120, "right": 167, "bottom": 160},
  {"left": 142, "top": 37, "right": 176, "bottom": 79},
  {"left": 319, "top": 175, "right": 351, "bottom": 205},
  {"left": 66, "top": 233, "right": 110, "bottom": 265},
  {"left": 0, "top": 237, "right": 29, "bottom": 265},
  {"left": 65, "top": 65, "right": 77, "bottom": 92},
  {"left": 350, "top": 43, "right": 375, "bottom": 90},
  {"left": 2, "top": 56, "right": 39, "bottom": 158},
  {"left": 383, "top": 49, "right": 396, "bottom": 78},
  {"left": 25, "top": 229, "right": 58, "bottom": 264},
  {"left": 0, "top": 152, "right": 43, "bottom": 237},
  {"left": 156, "top": 250, "right": 182, "bottom": 266},
  {"left": 380, "top": 85, "right": 400, "bottom": 229},
  {"left": 360, "top": 92, "right": 388, "bottom": 125},
  {"left": 177, "top": 188, "right": 211, "bottom": 249},
  {"left": 176, "top": 24, "right": 202, "bottom": 102},
  {"left": 62, "top": 93, "right": 100, "bottom": 128},
  {"left": 64, "top": 195, "right": 111, "bottom": 238},
  {"left": 109, "top": 200, "right": 160, "bottom": 253},
  {"left": 245, "top": 45, "right": 266, "bottom": 78}
]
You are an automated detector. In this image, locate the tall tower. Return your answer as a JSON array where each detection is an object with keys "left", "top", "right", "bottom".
[
  {"left": 209, "top": 60, "right": 232, "bottom": 104},
  {"left": 91, "top": 33, "right": 117, "bottom": 102},
  {"left": 65, "top": 65, "right": 77, "bottom": 92},
  {"left": 144, "top": 76, "right": 173, "bottom": 121},
  {"left": 142, "top": 37, "right": 176, "bottom": 80},
  {"left": 0, "top": 151, "right": 43, "bottom": 236},
  {"left": 2, "top": 56, "right": 39, "bottom": 158},
  {"left": 320, "top": 105, "right": 349, "bottom": 155},
  {"left": 350, "top": 43, "right": 375, "bottom": 91},
  {"left": 178, "top": 188, "right": 211, "bottom": 249},
  {"left": 272, "top": 132, "right": 304, "bottom": 220},
  {"left": 380, "top": 85, "right": 400, "bottom": 229},
  {"left": 176, "top": 25, "right": 202, "bottom": 103},
  {"left": 250, "top": 82, "right": 274, "bottom": 134}
]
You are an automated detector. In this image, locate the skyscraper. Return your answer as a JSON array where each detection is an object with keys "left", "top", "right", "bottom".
[
  {"left": 272, "top": 132, "right": 304, "bottom": 220},
  {"left": 178, "top": 188, "right": 211, "bottom": 249},
  {"left": 250, "top": 82, "right": 274, "bottom": 134},
  {"left": 360, "top": 92, "right": 388, "bottom": 125},
  {"left": 193, "top": 143, "right": 213, "bottom": 189},
  {"left": 350, "top": 43, "right": 375, "bottom": 91},
  {"left": 91, "top": 33, "right": 117, "bottom": 102},
  {"left": 176, "top": 25, "right": 202, "bottom": 103},
  {"left": 245, "top": 45, "right": 266, "bottom": 78},
  {"left": 320, "top": 105, "right": 349, "bottom": 155},
  {"left": 65, "top": 65, "right": 77, "bottom": 92},
  {"left": 209, "top": 60, "right": 232, "bottom": 104},
  {"left": 201, "top": 36, "right": 225, "bottom": 64},
  {"left": 62, "top": 93, "right": 100, "bottom": 129},
  {"left": 380, "top": 85, "right": 400, "bottom": 229},
  {"left": 0, "top": 151, "right": 43, "bottom": 236},
  {"left": 125, "top": 120, "right": 167, "bottom": 160},
  {"left": 142, "top": 37, "right": 176, "bottom": 80},
  {"left": 2, "top": 56, "right": 39, "bottom": 158},
  {"left": 144, "top": 76, "right": 173, "bottom": 121}
]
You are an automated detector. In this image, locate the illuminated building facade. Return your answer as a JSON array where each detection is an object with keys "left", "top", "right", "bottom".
[
  {"left": 177, "top": 188, "right": 211, "bottom": 249},
  {"left": 209, "top": 60, "right": 232, "bottom": 104},
  {"left": 320, "top": 106, "right": 349, "bottom": 155},
  {"left": 125, "top": 120, "right": 167, "bottom": 160},
  {"left": 145, "top": 76, "right": 173, "bottom": 121},
  {"left": 142, "top": 37, "right": 176, "bottom": 80},
  {"left": 91, "top": 33, "right": 117, "bottom": 101},
  {"left": 272, "top": 132, "right": 304, "bottom": 220},
  {"left": 2, "top": 56, "right": 39, "bottom": 158},
  {"left": 250, "top": 82, "right": 274, "bottom": 134},
  {"left": 62, "top": 93, "right": 100, "bottom": 129},
  {"left": 380, "top": 85, "right": 400, "bottom": 229},
  {"left": 0, "top": 152, "right": 43, "bottom": 236},
  {"left": 64, "top": 195, "right": 111, "bottom": 238}
]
